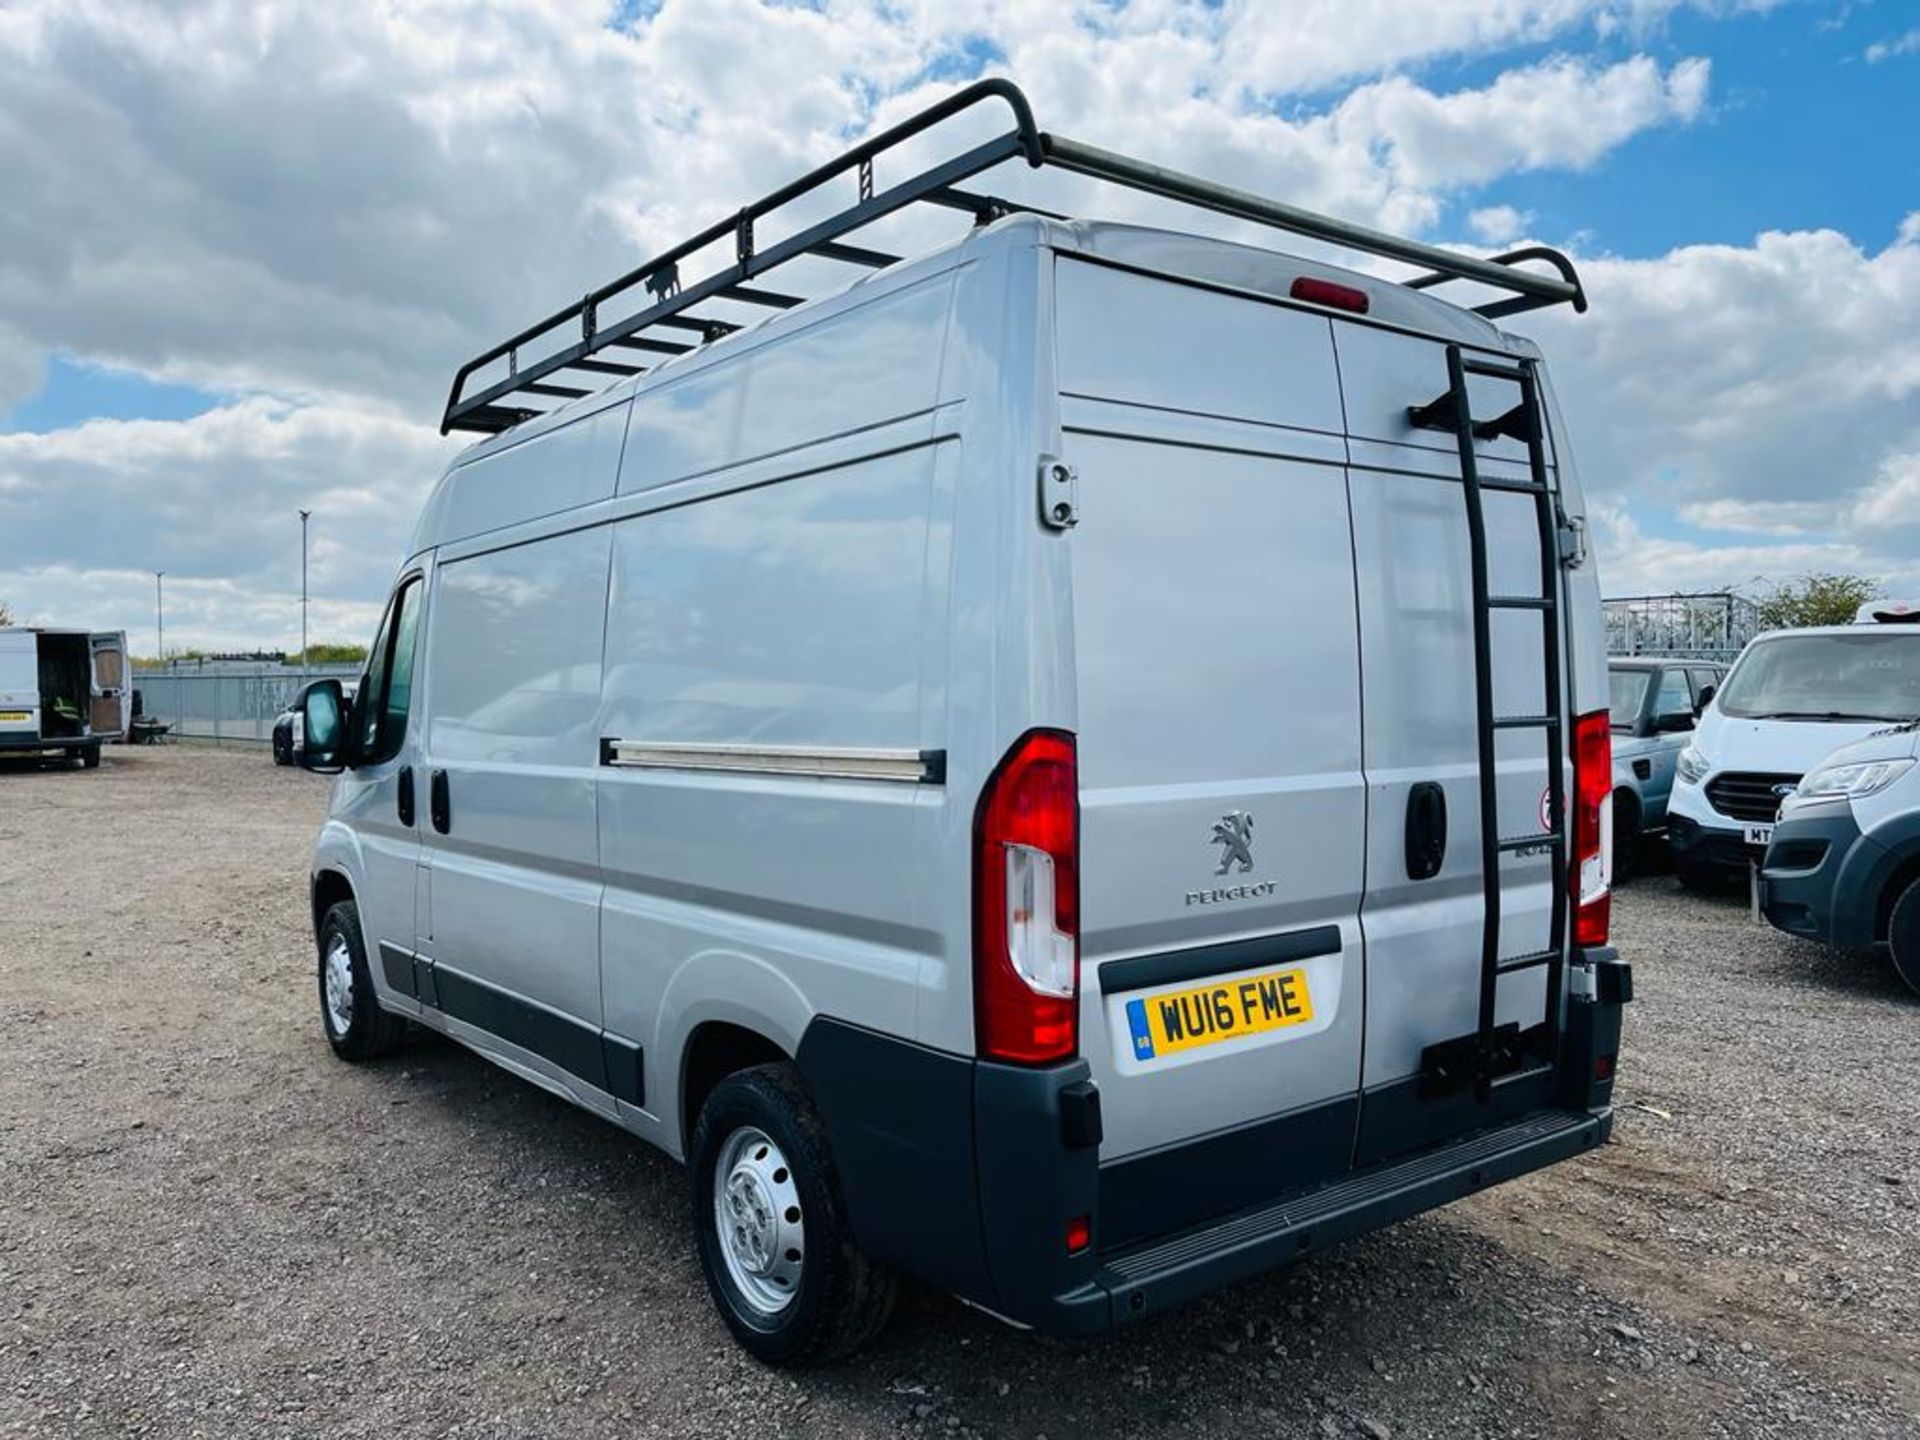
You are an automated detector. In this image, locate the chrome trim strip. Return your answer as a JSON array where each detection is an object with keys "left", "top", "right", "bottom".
[{"left": 601, "top": 740, "right": 944, "bottom": 784}]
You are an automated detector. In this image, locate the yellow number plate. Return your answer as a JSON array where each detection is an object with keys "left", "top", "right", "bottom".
[
  {"left": 1125, "top": 966, "right": 1315, "bottom": 1061},
  {"left": 0, "top": 711, "right": 29, "bottom": 723}
]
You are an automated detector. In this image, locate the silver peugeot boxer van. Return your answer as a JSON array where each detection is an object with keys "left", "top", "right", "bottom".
[{"left": 296, "top": 81, "right": 1631, "bottom": 1364}]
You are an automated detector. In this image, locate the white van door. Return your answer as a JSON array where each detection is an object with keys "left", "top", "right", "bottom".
[
  {"left": 336, "top": 574, "right": 428, "bottom": 1005},
  {"left": 1055, "top": 260, "right": 1367, "bottom": 1242},
  {"left": 89, "top": 632, "right": 129, "bottom": 739}
]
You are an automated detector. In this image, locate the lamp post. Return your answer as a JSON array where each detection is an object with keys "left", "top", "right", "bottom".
[
  {"left": 155, "top": 572, "right": 165, "bottom": 669},
  {"left": 299, "top": 509, "right": 312, "bottom": 677}
]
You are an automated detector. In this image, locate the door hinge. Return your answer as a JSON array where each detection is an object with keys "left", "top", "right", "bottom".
[
  {"left": 1039, "top": 455, "right": 1079, "bottom": 530},
  {"left": 1556, "top": 508, "right": 1588, "bottom": 568}
]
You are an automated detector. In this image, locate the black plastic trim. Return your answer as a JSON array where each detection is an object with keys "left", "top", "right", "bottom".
[
  {"left": 1099, "top": 1095, "right": 1359, "bottom": 1249},
  {"left": 794, "top": 1016, "right": 993, "bottom": 1301},
  {"left": 431, "top": 963, "right": 610, "bottom": 1093},
  {"left": 1097, "top": 924, "right": 1342, "bottom": 996},
  {"left": 601, "top": 1033, "right": 645, "bottom": 1107},
  {"left": 378, "top": 941, "right": 417, "bottom": 998}
]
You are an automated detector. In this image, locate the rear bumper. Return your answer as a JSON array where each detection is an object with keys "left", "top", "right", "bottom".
[
  {"left": 1077, "top": 1107, "right": 1608, "bottom": 1331},
  {"left": 799, "top": 949, "right": 1627, "bottom": 1336},
  {"left": 0, "top": 732, "right": 92, "bottom": 753}
]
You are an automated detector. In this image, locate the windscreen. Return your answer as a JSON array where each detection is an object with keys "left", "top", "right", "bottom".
[
  {"left": 1717, "top": 632, "right": 1920, "bottom": 722},
  {"left": 1608, "top": 669, "right": 1651, "bottom": 728}
]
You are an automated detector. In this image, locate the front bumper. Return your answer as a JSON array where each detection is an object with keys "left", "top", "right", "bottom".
[
  {"left": 1761, "top": 802, "right": 1884, "bottom": 949},
  {"left": 1667, "top": 812, "right": 1760, "bottom": 874}
]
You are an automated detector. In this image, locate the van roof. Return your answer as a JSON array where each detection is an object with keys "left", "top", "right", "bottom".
[{"left": 441, "top": 78, "right": 1585, "bottom": 444}]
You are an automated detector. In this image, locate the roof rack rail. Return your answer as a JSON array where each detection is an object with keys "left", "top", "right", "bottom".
[{"left": 442, "top": 78, "right": 1589, "bottom": 436}]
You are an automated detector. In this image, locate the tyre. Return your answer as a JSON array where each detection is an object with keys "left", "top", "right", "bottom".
[
  {"left": 689, "top": 1063, "right": 897, "bottom": 1365},
  {"left": 81, "top": 746, "right": 100, "bottom": 770},
  {"left": 317, "top": 899, "right": 407, "bottom": 1061},
  {"left": 1886, "top": 879, "right": 1920, "bottom": 997},
  {"left": 1674, "top": 855, "right": 1721, "bottom": 893}
]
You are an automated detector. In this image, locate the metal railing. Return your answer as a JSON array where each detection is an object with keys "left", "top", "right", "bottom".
[
  {"left": 133, "top": 665, "right": 360, "bottom": 743},
  {"left": 1604, "top": 593, "right": 1758, "bottom": 660}
]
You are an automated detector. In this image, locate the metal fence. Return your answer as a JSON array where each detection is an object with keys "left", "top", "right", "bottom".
[
  {"left": 1603, "top": 593, "right": 1760, "bottom": 661},
  {"left": 133, "top": 664, "right": 361, "bottom": 743}
]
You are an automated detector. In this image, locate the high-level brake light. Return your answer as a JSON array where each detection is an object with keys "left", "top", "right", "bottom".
[{"left": 1289, "top": 276, "right": 1370, "bottom": 313}]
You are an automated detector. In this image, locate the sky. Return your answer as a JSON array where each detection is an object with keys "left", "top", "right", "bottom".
[{"left": 1, "top": 0, "right": 1917, "bottom": 654}]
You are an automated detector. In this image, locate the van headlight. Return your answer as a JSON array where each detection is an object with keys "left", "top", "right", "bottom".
[
  {"left": 1676, "top": 745, "right": 1710, "bottom": 786},
  {"left": 1797, "top": 758, "right": 1914, "bottom": 800}
]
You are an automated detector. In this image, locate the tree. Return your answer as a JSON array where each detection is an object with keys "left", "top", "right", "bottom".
[
  {"left": 1749, "top": 573, "right": 1881, "bottom": 631},
  {"left": 293, "top": 642, "right": 368, "bottom": 665},
  {"left": 0, "top": 599, "right": 11, "bottom": 626}
]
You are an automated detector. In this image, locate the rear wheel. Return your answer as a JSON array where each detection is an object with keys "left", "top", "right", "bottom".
[
  {"left": 318, "top": 900, "right": 407, "bottom": 1061},
  {"left": 689, "top": 1063, "right": 897, "bottom": 1365},
  {"left": 1886, "top": 880, "right": 1920, "bottom": 996},
  {"left": 80, "top": 745, "right": 100, "bottom": 770}
]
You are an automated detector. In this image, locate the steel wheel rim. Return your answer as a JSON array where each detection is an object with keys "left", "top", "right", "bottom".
[
  {"left": 322, "top": 934, "right": 355, "bottom": 1038},
  {"left": 712, "top": 1125, "right": 805, "bottom": 1317}
]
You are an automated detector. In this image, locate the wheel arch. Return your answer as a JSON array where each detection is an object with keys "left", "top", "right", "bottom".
[{"left": 310, "top": 867, "right": 356, "bottom": 940}]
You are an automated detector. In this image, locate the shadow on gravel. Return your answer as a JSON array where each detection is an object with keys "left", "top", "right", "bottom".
[{"left": 368, "top": 1029, "right": 1651, "bottom": 1437}]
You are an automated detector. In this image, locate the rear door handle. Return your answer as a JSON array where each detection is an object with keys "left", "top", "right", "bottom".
[
  {"left": 429, "top": 769, "right": 450, "bottom": 834},
  {"left": 1405, "top": 781, "right": 1448, "bottom": 881},
  {"left": 397, "top": 765, "right": 415, "bottom": 827}
]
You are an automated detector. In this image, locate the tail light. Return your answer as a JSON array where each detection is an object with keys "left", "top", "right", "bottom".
[
  {"left": 1571, "top": 709, "right": 1612, "bottom": 947},
  {"left": 974, "top": 729, "right": 1079, "bottom": 1064}
]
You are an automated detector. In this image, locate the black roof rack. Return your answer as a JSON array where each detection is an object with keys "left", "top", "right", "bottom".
[{"left": 442, "top": 79, "right": 1589, "bottom": 436}]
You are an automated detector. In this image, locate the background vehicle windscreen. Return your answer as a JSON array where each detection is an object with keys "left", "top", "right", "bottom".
[
  {"left": 1717, "top": 633, "right": 1920, "bottom": 721},
  {"left": 1609, "top": 669, "right": 1651, "bottom": 727}
]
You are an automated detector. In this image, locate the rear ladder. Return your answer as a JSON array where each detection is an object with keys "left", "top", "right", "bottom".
[{"left": 1408, "top": 346, "right": 1568, "bottom": 1099}]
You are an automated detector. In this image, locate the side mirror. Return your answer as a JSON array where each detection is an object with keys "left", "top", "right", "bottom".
[
  {"left": 299, "top": 680, "right": 348, "bottom": 773},
  {"left": 1695, "top": 683, "right": 1716, "bottom": 713},
  {"left": 1654, "top": 711, "right": 1695, "bottom": 734}
]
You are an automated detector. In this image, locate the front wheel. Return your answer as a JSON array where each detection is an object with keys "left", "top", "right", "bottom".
[
  {"left": 1885, "top": 879, "right": 1920, "bottom": 996},
  {"left": 317, "top": 900, "right": 407, "bottom": 1061},
  {"left": 1674, "top": 855, "right": 1722, "bottom": 893},
  {"left": 689, "top": 1064, "right": 897, "bottom": 1365}
]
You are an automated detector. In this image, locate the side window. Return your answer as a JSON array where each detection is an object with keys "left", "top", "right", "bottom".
[
  {"left": 1690, "top": 667, "right": 1721, "bottom": 703},
  {"left": 1652, "top": 667, "right": 1694, "bottom": 723},
  {"left": 354, "top": 576, "right": 424, "bottom": 765}
]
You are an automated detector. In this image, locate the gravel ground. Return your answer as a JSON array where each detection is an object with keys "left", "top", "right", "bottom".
[{"left": 2, "top": 744, "right": 1917, "bottom": 1440}]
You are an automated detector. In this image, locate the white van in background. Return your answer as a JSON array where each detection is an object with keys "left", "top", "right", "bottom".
[
  {"left": 1669, "top": 620, "right": 1920, "bottom": 888},
  {"left": 291, "top": 81, "right": 1629, "bottom": 1363},
  {"left": 0, "top": 627, "right": 128, "bottom": 767}
]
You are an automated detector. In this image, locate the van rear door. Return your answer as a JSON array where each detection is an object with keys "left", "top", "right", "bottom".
[
  {"left": 1336, "top": 323, "right": 1564, "bottom": 1160},
  {"left": 1055, "top": 260, "right": 1367, "bottom": 1244},
  {"left": 89, "top": 632, "right": 129, "bottom": 739}
]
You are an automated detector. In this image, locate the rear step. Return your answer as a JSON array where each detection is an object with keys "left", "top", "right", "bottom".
[{"left": 1097, "top": 1108, "right": 1606, "bottom": 1324}]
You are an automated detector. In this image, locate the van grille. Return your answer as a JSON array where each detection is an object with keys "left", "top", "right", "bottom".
[{"left": 1704, "top": 771, "right": 1800, "bottom": 824}]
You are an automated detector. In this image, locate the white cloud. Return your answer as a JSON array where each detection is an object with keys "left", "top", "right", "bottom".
[
  {"left": 1468, "top": 204, "right": 1536, "bottom": 245},
  {"left": 1865, "top": 29, "right": 1920, "bottom": 63},
  {"left": 0, "top": 400, "right": 455, "bottom": 649},
  {"left": 0, "top": 0, "right": 1895, "bottom": 645},
  {"left": 1537, "top": 218, "right": 1920, "bottom": 515}
]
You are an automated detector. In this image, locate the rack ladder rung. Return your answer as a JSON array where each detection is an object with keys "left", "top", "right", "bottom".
[
  {"left": 1498, "top": 832, "right": 1557, "bottom": 853},
  {"left": 1464, "top": 359, "right": 1529, "bottom": 382},
  {"left": 1492, "top": 714, "right": 1558, "bottom": 730},
  {"left": 1497, "top": 950, "right": 1559, "bottom": 975},
  {"left": 1489, "top": 595, "right": 1554, "bottom": 611}
]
